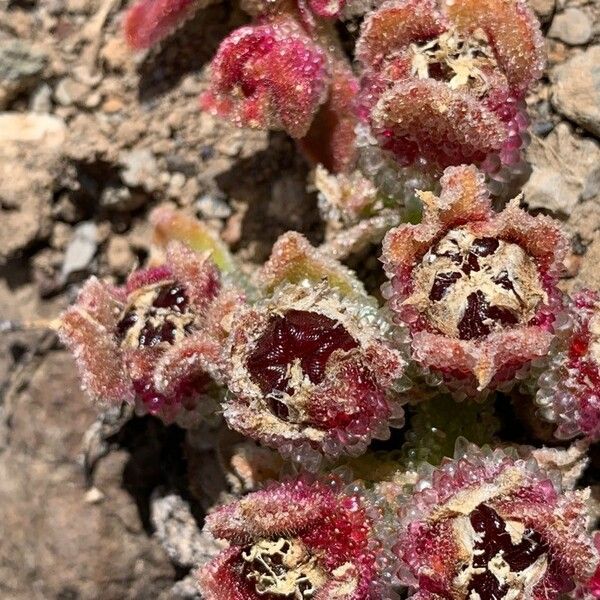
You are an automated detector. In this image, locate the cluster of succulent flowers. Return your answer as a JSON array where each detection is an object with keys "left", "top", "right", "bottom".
[
  {"left": 59, "top": 197, "right": 599, "bottom": 598},
  {"left": 53, "top": 0, "right": 600, "bottom": 597}
]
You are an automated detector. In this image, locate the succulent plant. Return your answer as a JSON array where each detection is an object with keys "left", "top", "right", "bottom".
[
  {"left": 197, "top": 473, "right": 399, "bottom": 600},
  {"left": 51, "top": 0, "right": 600, "bottom": 597},
  {"left": 382, "top": 164, "right": 566, "bottom": 392},
  {"left": 223, "top": 232, "right": 406, "bottom": 467},
  {"left": 356, "top": 0, "right": 543, "bottom": 176},
  {"left": 395, "top": 444, "right": 599, "bottom": 599}
]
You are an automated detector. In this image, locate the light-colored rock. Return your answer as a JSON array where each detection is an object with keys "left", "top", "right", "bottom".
[
  {"left": 100, "top": 37, "right": 130, "bottom": 71},
  {"left": 151, "top": 492, "right": 224, "bottom": 568},
  {"left": 576, "top": 234, "right": 600, "bottom": 290},
  {"left": 196, "top": 193, "right": 232, "bottom": 219},
  {"left": 29, "top": 82, "right": 52, "bottom": 113},
  {"left": 60, "top": 221, "right": 98, "bottom": 281},
  {"left": 548, "top": 8, "right": 593, "bottom": 45},
  {"left": 0, "top": 39, "right": 47, "bottom": 109},
  {"left": 530, "top": 0, "right": 555, "bottom": 22},
  {"left": 552, "top": 46, "right": 600, "bottom": 137},
  {"left": 100, "top": 185, "right": 148, "bottom": 212},
  {"left": 105, "top": 235, "right": 135, "bottom": 276},
  {"left": 0, "top": 139, "right": 56, "bottom": 262},
  {"left": 0, "top": 351, "right": 176, "bottom": 599},
  {"left": 524, "top": 124, "right": 600, "bottom": 215},
  {"left": 0, "top": 112, "right": 66, "bottom": 148},
  {"left": 54, "top": 77, "right": 89, "bottom": 106},
  {"left": 119, "top": 148, "right": 158, "bottom": 191}
]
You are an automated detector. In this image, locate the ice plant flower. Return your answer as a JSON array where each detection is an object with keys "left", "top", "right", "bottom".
[
  {"left": 382, "top": 165, "right": 567, "bottom": 391},
  {"left": 200, "top": 16, "right": 330, "bottom": 139},
  {"left": 356, "top": 0, "right": 544, "bottom": 173},
  {"left": 223, "top": 233, "right": 405, "bottom": 467},
  {"left": 536, "top": 289, "right": 600, "bottom": 442},
  {"left": 60, "top": 242, "right": 238, "bottom": 423},
  {"left": 395, "top": 444, "right": 599, "bottom": 599},
  {"left": 197, "top": 474, "right": 397, "bottom": 599}
]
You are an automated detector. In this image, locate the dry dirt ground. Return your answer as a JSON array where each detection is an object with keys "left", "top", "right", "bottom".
[{"left": 1, "top": 0, "right": 599, "bottom": 597}]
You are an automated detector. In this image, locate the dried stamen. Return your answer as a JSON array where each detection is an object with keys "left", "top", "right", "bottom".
[
  {"left": 410, "top": 28, "right": 501, "bottom": 96},
  {"left": 242, "top": 537, "right": 326, "bottom": 599}
]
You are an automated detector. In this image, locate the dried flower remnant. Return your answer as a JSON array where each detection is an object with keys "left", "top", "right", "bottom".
[
  {"left": 60, "top": 242, "right": 238, "bottom": 423},
  {"left": 396, "top": 444, "right": 599, "bottom": 600},
  {"left": 356, "top": 0, "right": 544, "bottom": 173},
  {"left": 382, "top": 165, "right": 567, "bottom": 391},
  {"left": 224, "top": 233, "right": 405, "bottom": 467},
  {"left": 536, "top": 289, "right": 600, "bottom": 442},
  {"left": 197, "top": 475, "right": 397, "bottom": 599},
  {"left": 200, "top": 17, "right": 331, "bottom": 139}
]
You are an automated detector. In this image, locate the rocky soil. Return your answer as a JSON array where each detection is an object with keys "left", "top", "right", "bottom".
[{"left": 0, "top": 0, "right": 599, "bottom": 597}]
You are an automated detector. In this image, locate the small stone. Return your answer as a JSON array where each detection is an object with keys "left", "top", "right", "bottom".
[
  {"left": 100, "top": 185, "right": 148, "bottom": 212},
  {"left": 54, "top": 77, "right": 89, "bottom": 106},
  {"left": 0, "top": 112, "right": 66, "bottom": 148},
  {"left": 548, "top": 8, "right": 592, "bottom": 46},
  {"left": 60, "top": 221, "right": 98, "bottom": 281},
  {"left": 102, "top": 96, "right": 124, "bottom": 113},
  {"left": 84, "top": 91, "right": 102, "bottom": 109},
  {"left": 106, "top": 235, "right": 135, "bottom": 276},
  {"left": 0, "top": 39, "right": 47, "bottom": 109},
  {"left": 119, "top": 148, "right": 158, "bottom": 191},
  {"left": 71, "top": 65, "right": 103, "bottom": 87},
  {"left": 563, "top": 253, "right": 582, "bottom": 279},
  {"left": 116, "top": 120, "right": 146, "bottom": 146},
  {"left": 165, "top": 154, "right": 196, "bottom": 177},
  {"left": 29, "top": 83, "right": 52, "bottom": 113},
  {"left": 52, "top": 192, "right": 85, "bottom": 223},
  {"left": 167, "top": 172, "right": 186, "bottom": 198},
  {"left": 101, "top": 37, "right": 130, "bottom": 72},
  {"left": 576, "top": 235, "right": 600, "bottom": 290},
  {"left": 66, "top": 0, "right": 95, "bottom": 13},
  {"left": 552, "top": 46, "right": 600, "bottom": 137},
  {"left": 51, "top": 222, "right": 72, "bottom": 250},
  {"left": 529, "top": 0, "right": 555, "bottom": 22},
  {"left": 84, "top": 487, "right": 105, "bottom": 504},
  {"left": 215, "top": 134, "right": 242, "bottom": 157},
  {"left": 180, "top": 75, "right": 202, "bottom": 96},
  {"left": 196, "top": 193, "right": 232, "bottom": 219}
]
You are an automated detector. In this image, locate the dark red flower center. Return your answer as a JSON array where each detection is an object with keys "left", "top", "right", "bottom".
[
  {"left": 410, "top": 228, "right": 545, "bottom": 340},
  {"left": 246, "top": 309, "right": 358, "bottom": 401},
  {"left": 466, "top": 504, "right": 548, "bottom": 600},
  {"left": 116, "top": 282, "right": 195, "bottom": 348}
]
